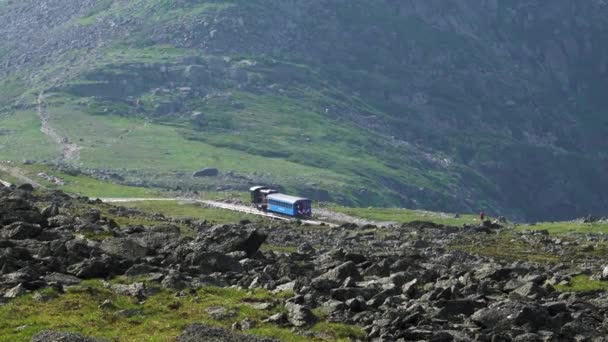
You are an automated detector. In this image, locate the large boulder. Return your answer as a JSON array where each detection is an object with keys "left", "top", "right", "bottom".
[
  {"left": 131, "top": 225, "right": 181, "bottom": 250},
  {"left": 111, "top": 282, "right": 146, "bottom": 298},
  {"left": 0, "top": 222, "right": 42, "bottom": 240},
  {"left": 0, "top": 198, "right": 43, "bottom": 225},
  {"left": 100, "top": 238, "right": 148, "bottom": 261},
  {"left": 43, "top": 273, "right": 82, "bottom": 286},
  {"left": 177, "top": 324, "right": 276, "bottom": 342},
  {"left": 41, "top": 203, "right": 60, "bottom": 219},
  {"left": 511, "top": 282, "right": 548, "bottom": 299},
  {"left": 330, "top": 287, "right": 378, "bottom": 301},
  {"left": 472, "top": 301, "right": 550, "bottom": 332},
  {"left": 67, "top": 256, "right": 114, "bottom": 279},
  {"left": 192, "top": 168, "right": 219, "bottom": 178},
  {"left": 311, "top": 261, "right": 361, "bottom": 290},
  {"left": 17, "top": 184, "right": 35, "bottom": 192},
  {"left": 3, "top": 283, "right": 27, "bottom": 298},
  {"left": 186, "top": 250, "right": 242, "bottom": 273},
  {"left": 198, "top": 225, "right": 267, "bottom": 257},
  {"left": 284, "top": 302, "right": 317, "bottom": 327},
  {"left": 436, "top": 300, "right": 484, "bottom": 318},
  {"left": 601, "top": 265, "right": 608, "bottom": 280}
]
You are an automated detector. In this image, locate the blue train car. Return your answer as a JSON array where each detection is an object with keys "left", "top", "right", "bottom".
[{"left": 267, "top": 193, "right": 312, "bottom": 218}]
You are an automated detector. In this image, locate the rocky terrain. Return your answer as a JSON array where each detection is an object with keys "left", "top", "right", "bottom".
[{"left": 2, "top": 184, "right": 608, "bottom": 341}]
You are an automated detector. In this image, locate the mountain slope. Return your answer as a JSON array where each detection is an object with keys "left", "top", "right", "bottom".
[{"left": 1, "top": 0, "right": 608, "bottom": 220}]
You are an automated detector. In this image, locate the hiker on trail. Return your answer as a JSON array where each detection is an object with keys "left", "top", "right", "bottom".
[{"left": 480, "top": 211, "right": 485, "bottom": 221}]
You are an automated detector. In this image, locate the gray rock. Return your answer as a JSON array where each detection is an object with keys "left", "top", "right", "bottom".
[
  {"left": 472, "top": 302, "right": 550, "bottom": 331},
  {"left": 80, "top": 209, "right": 101, "bottom": 224},
  {"left": 47, "top": 215, "right": 75, "bottom": 227},
  {"left": 312, "top": 261, "right": 361, "bottom": 290},
  {"left": 284, "top": 302, "right": 316, "bottom": 327},
  {"left": 111, "top": 282, "right": 146, "bottom": 298},
  {"left": 512, "top": 282, "right": 547, "bottom": 299},
  {"left": 41, "top": 203, "right": 60, "bottom": 218},
  {"left": 67, "top": 257, "right": 112, "bottom": 279},
  {"left": 124, "top": 264, "right": 161, "bottom": 277},
  {"left": 263, "top": 312, "right": 289, "bottom": 326},
  {"left": 161, "top": 271, "right": 189, "bottom": 291},
  {"left": 17, "top": 184, "right": 34, "bottom": 191},
  {"left": 192, "top": 168, "right": 219, "bottom": 178},
  {"left": 296, "top": 242, "right": 315, "bottom": 255},
  {"left": 207, "top": 306, "right": 237, "bottom": 320},
  {"left": 43, "top": 273, "right": 82, "bottom": 286},
  {"left": 402, "top": 278, "right": 418, "bottom": 297},
  {"left": 513, "top": 333, "right": 542, "bottom": 342},
  {"left": 100, "top": 238, "right": 148, "bottom": 261},
  {"left": 30, "top": 330, "right": 106, "bottom": 342},
  {"left": 4, "top": 283, "right": 27, "bottom": 298},
  {"left": 177, "top": 324, "right": 276, "bottom": 342},
  {"left": 131, "top": 227, "right": 180, "bottom": 250},
  {"left": 601, "top": 265, "right": 608, "bottom": 280},
  {"left": 346, "top": 297, "right": 367, "bottom": 312},
  {"left": 330, "top": 287, "right": 378, "bottom": 301},
  {"left": 187, "top": 251, "right": 242, "bottom": 273},
  {"left": 1, "top": 222, "right": 42, "bottom": 240},
  {"left": 116, "top": 309, "right": 143, "bottom": 318},
  {"left": 436, "top": 299, "right": 482, "bottom": 318},
  {"left": 198, "top": 225, "right": 267, "bottom": 257}
]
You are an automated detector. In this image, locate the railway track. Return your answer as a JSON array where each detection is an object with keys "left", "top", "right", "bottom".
[{"left": 99, "top": 197, "right": 338, "bottom": 227}]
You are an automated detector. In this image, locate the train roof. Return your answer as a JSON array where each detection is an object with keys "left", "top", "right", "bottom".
[
  {"left": 249, "top": 185, "right": 268, "bottom": 191},
  {"left": 267, "top": 193, "right": 310, "bottom": 204}
]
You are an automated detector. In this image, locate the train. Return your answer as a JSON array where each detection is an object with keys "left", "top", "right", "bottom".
[{"left": 249, "top": 186, "right": 312, "bottom": 218}]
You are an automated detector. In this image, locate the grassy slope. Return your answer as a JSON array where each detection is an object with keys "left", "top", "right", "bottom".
[
  {"left": 0, "top": 281, "right": 363, "bottom": 342},
  {"left": 555, "top": 275, "right": 608, "bottom": 292},
  {"left": 516, "top": 221, "right": 608, "bottom": 235},
  {"left": 326, "top": 205, "right": 479, "bottom": 226},
  {"left": 0, "top": 111, "right": 57, "bottom": 161},
  {"left": 7, "top": 162, "right": 160, "bottom": 198},
  {"left": 0, "top": 0, "right": 469, "bottom": 208}
]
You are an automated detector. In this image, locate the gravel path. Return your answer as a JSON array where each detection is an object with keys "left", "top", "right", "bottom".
[{"left": 37, "top": 92, "right": 81, "bottom": 162}]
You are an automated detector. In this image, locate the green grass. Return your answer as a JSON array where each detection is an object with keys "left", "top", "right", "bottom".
[
  {"left": 0, "top": 169, "right": 21, "bottom": 185},
  {"left": 555, "top": 275, "right": 608, "bottom": 292},
  {"left": 312, "top": 322, "right": 366, "bottom": 341},
  {"left": 9, "top": 162, "right": 161, "bottom": 199},
  {"left": 516, "top": 221, "right": 608, "bottom": 235},
  {"left": 0, "top": 34, "right": 483, "bottom": 212},
  {"left": 449, "top": 231, "right": 560, "bottom": 264},
  {"left": 117, "top": 200, "right": 262, "bottom": 224},
  {"left": 44, "top": 101, "right": 349, "bottom": 184},
  {"left": 327, "top": 205, "right": 479, "bottom": 226},
  {"left": 0, "top": 111, "right": 57, "bottom": 161},
  {"left": 199, "top": 191, "right": 250, "bottom": 203},
  {"left": 0, "top": 280, "right": 361, "bottom": 342}
]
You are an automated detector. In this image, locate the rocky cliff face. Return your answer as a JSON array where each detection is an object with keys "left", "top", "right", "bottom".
[{"left": 1, "top": 0, "right": 608, "bottom": 220}]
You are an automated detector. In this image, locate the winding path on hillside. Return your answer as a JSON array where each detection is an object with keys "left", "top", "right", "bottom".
[{"left": 37, "top": 92, "right": 81, "bottom": 162}]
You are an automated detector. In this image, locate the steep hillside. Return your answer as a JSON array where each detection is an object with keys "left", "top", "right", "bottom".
[{"left": 1, "top": 0, "right": 608, "bottom": 220}]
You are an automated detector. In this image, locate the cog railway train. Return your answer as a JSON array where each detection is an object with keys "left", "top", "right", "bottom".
[{"left": 250, "top": 186, "right": 312, "bottom": 218}]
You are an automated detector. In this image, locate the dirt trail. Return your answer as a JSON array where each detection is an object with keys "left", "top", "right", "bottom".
[
  {"left": 37, "top": 92, "right": 81, "bottom": 161},
  {"left": 0, "top": 163, "right": 42, "bottom": 188},
  {"left": 313, "top": 207, "right": 396, "bottom": 227}
]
